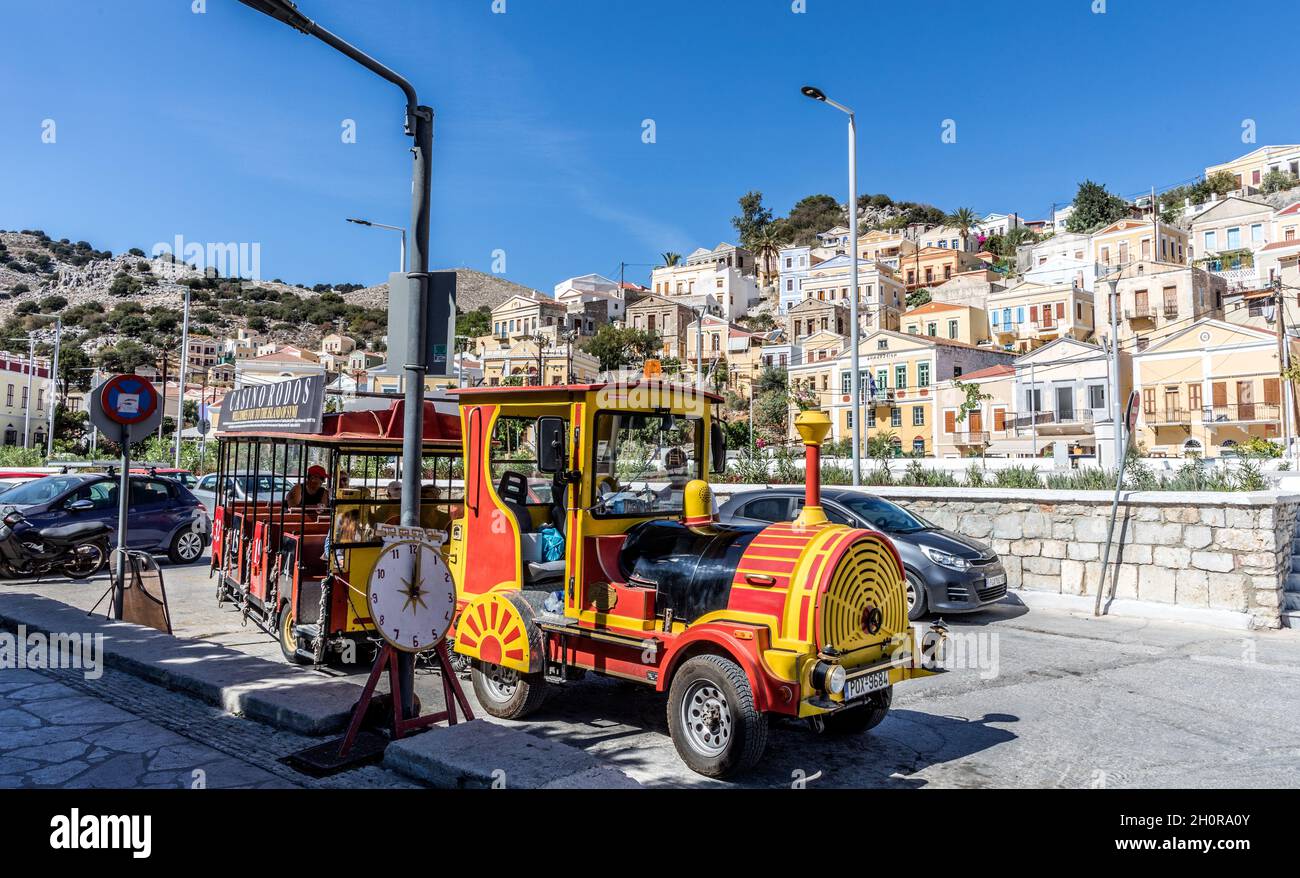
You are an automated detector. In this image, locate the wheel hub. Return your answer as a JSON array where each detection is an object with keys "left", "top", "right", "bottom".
[{"left": 681, "top": 681, "right": 732, "bottom": 757}]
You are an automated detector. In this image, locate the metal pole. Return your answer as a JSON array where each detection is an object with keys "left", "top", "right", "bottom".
[
  {"left": 847, "top": 112, "right": 861, "bottom": 485},
  {"left": 89, "top": 368, "right": 99, "bottom": 458},
  {"left": 46, "top": 318, "right": 61, "bottom": 459},
  {"left": 23, "top": 334, "right": 33, "bottom": 449},
  {"left": 1030, "top": 361, "right": 1037, "bottom": 457},
  {"left": 237, "top": 2, "right": 435, "bottom": 720},
  {"left": 1095, "top": 423, "right": 1134, "bottom": 616},
  {"left": 174, "top": 287, "right": 191, "bottom": 468},
  {"left": 695, "top": 307, "right": 704, "bottom": 385},
  {"left": 1108, "top": 276, "right": 1122, "bottom": 465},
  {"left": 175, "top": 288, "right": 192, "bottom": 470},
  {"left": 113, "top": 424, "right": 131, "bottom": 620}
]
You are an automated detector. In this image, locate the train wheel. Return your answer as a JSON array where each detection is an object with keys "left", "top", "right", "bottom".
[
  {"left": 470, "top": 660, "right": 548, "bottom": 719},
  {"left": 667, "top": 655, "right": 767, "bottom": 779},
  {"left": 278, "top": 604, "right": 310, "bottom": 665},
  {"left": 807, "top": 686, "right": 892, "bottom": 736}
]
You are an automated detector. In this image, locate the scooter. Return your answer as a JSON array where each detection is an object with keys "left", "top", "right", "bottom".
[{"left": 0, "top": 508, "right": 110, "bottom": 580}]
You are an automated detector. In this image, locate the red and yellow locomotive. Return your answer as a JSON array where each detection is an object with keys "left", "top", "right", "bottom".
[{"left": 446, "top": 382, "right": 941, "bottom": 777}]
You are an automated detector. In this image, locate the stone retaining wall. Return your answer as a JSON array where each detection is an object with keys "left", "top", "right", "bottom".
[{"left": 713, "top": 485, "right": 1298, "bottom": 629}]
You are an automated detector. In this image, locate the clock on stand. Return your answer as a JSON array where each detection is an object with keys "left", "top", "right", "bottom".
[{"left": 289, "top": 525, "right": 473, "bottom": 775}]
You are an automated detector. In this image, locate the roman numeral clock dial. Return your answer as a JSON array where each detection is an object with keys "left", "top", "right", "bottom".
[{"left": 367, "top": 539, "right": 456, "bottom": 653}]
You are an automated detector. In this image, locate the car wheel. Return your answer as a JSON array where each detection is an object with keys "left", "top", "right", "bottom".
[
  {"left": 667, "top": 654, "right": 767, "bottom": 779},
  {"left": 168, "top": 529, "right": 205, "bottom": 565},
  {"left": 807, "top": 686, "right": 892, "bottom": 735},
  {"left": 470, "top": 659, "right": 549, "bottom": 720},
  {"left": 905, "top": 571, "right": 928, "bottom": 622}
]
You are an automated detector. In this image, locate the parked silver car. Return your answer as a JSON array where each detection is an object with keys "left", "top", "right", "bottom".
[{"left": 192, "top": 471, "right": 291, "bottom": 515}]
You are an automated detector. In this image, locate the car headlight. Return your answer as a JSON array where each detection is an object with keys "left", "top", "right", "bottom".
[{"left": 921, "top": 545, "right": 970, "bottom": 570}]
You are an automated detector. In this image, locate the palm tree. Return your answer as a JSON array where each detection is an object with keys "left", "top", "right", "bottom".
[
  {"left": 750, "top": 225, "right": 788, "bottom": 291},
  {"left": 660, "top": 251, "right": 682, "bottom": 267},
  {"left": 947, "top": 207, "right": 980, "bottom": 251}
]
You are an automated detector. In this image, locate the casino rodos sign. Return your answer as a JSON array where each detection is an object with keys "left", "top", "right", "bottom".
[{"left": 222, "top": 374, "right": 326, "bottom": 434}]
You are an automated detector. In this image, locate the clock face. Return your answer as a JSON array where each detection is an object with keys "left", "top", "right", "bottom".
[{"left": 367, "top": 539, "right": 456, "bottom": 653}]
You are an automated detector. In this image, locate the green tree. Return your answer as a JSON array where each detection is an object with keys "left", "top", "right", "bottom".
[
  {"left": 1261, "top": 169, "right": 1299, "bottom": 195},
  {"left": 731, "top": 191, "right": 774, "bottom": 250},
  {"left": 749, "top": 224, "right": 788, "bottom": 290},
  {"left": 1064, "top": 180, "right": 1130, "bottom": 233},
  {"left": 456, "top": 305, "right": 492, "bottom": 339},
  {"left": 781, "top": 194, "right": 843, "bottom": 247},
  {"left": 906, "top": 288, "right": 932, "bottom": 308},
  {"left": 660, "top": 251, "right": 682, "bottom": 267}
]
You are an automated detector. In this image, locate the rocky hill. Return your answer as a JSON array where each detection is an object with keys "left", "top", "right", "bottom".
[{"left": 0, "top": 230, "right": 540, "bottom": 367}]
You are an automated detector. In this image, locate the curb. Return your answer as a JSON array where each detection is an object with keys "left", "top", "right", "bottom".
[
  {"left": 0, "top": 592, "right": 362, "bottom": 735},
  {"left": 383, "top": 720, "right": 642, "bottom": 789}
]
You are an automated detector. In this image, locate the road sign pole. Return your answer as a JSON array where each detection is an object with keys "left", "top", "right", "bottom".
[
  {"left": 113, "top": 423, "right": 131, "bottom": 620},
  {"left": 1095, "top": 390, "right": 1141, "bottom": 617}
]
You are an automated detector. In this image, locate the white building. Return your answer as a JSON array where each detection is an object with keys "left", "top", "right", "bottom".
[
  {"left": 234, "top": 345, "right": 325, "bottom": 389},
  {"left": 650, "top": 254, "right": 759, "bottom": 322},
  {"left": 553, "top": 273, "right": 626, "bottom": 321},
  {"left": 776, "top": 244, "right": 821, "bottom": 314},
  {"left": 1018, "top": 232, "right": 1095, "bottom": 291}
]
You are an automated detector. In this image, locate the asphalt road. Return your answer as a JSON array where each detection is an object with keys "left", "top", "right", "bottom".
[{"left": 9, "top": 556, "right": 1300, "bottom": 789}]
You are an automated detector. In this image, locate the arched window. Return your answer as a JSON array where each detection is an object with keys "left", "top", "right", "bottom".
[{"left": 912, "top": 437, "right": 926, "bottom": 456}]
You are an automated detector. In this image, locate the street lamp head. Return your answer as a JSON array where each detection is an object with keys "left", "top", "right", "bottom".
[
  {"left": 237, "top": 0, "right": 313, "bottom": 34},
  {"left": 800, "top": 85, "right": 827, "bottom": 102},
  {"left": 345, "top": 217, "right": 373, "bottom": 227}
]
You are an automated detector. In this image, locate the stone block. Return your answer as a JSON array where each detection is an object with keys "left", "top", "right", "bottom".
[
  {"left": 1182, "top": 525, "right": 1213, "bottom": 550},
  {"left": 1023, "top": 555, "right": 1061, "bottom": 576},
  {"left": 1074, "top": 517, "right": 1109, "bottom": 542},
  {"left": 1139, "top": 565, "right": 1176, "bottom": 603},
  {"left": 1164, "top": 506, "right": 1201, "bottom": 524},
  {"left": 1009, "top": 539, "right": 1041, "bottom": 556},
  {"left": 1021, "top": 513, "right": 1052, "bottom": 538},
  {"left": 957, "top": 513, "right": 993, "bottom": 538},
  {"left": 1152, "top": 546, "right": 1191, "bottom": 569},
  {"left": 1117, "top": 543, "right": 1152, "bottom": 565},
  {"left": 1208, "top": 573, "right": 1248, "bottom": 612},
  {"left": 1068, "top": 541, "right": 1100, "bottom": 561},
  {"left": 1190, "top": 551, "right": 1235, "bottom": 573},
  {"left": 1133, "top": 521, "right": 1183, "bottom": 546},
  {"left": 1175, "top": 568, "right": 1210, "bottom": 606},
  {"left": 992, "top": 517, "right": 1023, "bottom": 540},
  {"left": 1200, "top": 507, "right": 1226, "bottom": 527},
  {"left": 1040, "top": 540, "right": 1068, "bottom": 559}
]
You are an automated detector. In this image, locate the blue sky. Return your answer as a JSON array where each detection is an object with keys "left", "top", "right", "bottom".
[{"left": 2, "top": 0, "right": 1297, "bottom": 295}]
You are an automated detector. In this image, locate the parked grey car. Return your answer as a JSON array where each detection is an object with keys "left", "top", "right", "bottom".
[
  {"left": 192, "top": 471, "right": 290, "bottom": 516},
  {"left": 718, "top": 487, "right": 1007, "bottom": 620}
]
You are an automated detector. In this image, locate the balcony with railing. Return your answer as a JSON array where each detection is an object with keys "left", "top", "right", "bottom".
[
  {"left": 951, "top": 431, "right": 990, "bottom": 445},
  {"left": 1008, "top": 408, "right": 1098, "bottom": 436},
  {"left": 1146, "top": 408, "right": 1191, "bottom": 426},
  {"left": 1207, "top": 402, "right": 1280, "bottom": 424},
  {"left": 1161, "top": 303, "right": 1179, "bottom": 319},
  {"left": 1125, "top": 305, "right": 1158, "bottom": 321}
]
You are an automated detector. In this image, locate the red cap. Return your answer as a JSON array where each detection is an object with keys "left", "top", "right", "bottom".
[{"left": 307, "top": 465, "right": 328, "bottom": 479}]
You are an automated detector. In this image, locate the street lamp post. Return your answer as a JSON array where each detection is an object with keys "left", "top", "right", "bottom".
[
  {"left": 22, "top": 333, "right": 34, "bottom": 449},
  {"left": 46, "top": 317, "right": 61, "bottom": 460},
  {"left": 802, "top": 85, "right": 860, "bottom": 485},
  {"left": 174, "top": 286, "right": 191, "bottom": 468},
  {"left": 238, "top": 0, "right": 435, "bottom": 721},
  {"left": 346, "top": 217, "right": 407, "bottom": 271}
]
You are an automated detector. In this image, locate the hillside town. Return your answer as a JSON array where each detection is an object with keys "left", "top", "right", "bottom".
[{"left": 7, "top": 143, "right": 1296, "bottom": 468}]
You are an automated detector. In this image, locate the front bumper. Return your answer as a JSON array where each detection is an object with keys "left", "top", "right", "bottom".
[
  {"left": 924, "top": 561, "right": 1008, "bottom": 613},
  {"left": 797, "top": 624, "right": 948, "bottom": 717}
]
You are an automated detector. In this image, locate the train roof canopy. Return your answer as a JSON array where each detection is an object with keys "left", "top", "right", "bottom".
[{"left": 216, "top": 399, "right": 461, "bottom": 448}]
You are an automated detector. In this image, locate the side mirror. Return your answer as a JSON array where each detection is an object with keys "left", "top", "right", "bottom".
[
  {"left": 67, "top": 499, "right": 93, "bottom": 512},
  {"left": 537, "top": 417, "right": 567, "bottom": 474},
  {"left": 710, "top": 423, "right": 727, "bottom": 475}
]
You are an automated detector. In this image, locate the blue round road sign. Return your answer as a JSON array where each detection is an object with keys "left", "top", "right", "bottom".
[{"left": 100, "top": 374, "right": 159, "bottom": 426}]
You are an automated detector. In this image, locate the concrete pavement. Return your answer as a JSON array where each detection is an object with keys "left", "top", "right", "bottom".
[{"left": 6, "top": 558, "right": 1300, "bottom": 788}]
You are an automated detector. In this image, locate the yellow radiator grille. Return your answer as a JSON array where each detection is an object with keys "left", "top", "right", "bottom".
[{"left": 819, "top": 535, "right": 908, "bottom": 657}]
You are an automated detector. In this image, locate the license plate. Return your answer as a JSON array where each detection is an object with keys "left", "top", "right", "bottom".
[
  {"left": 986, "top": 573, "right": 1007, "bottom": 588},
  {"left": 844, "top": 669, "right": 889, "bottom": 701}
]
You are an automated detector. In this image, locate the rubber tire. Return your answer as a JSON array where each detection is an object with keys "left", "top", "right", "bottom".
[
  {"left": 470, "top": 659, "right": 549, "bottom": 720},
  {"left": 278, "top": 603, "right": 310, "bottom": 665},
  {"left": 905, "top": 571, "right": 929, "bottom": 622},
  {"left": 666, "top": 654, "right": 768, "bottom": 779},
  {"left": 807, "top": 686, "right": 893, "bottom": 736},
  {"left": 62, "top": 540, "right": 107, "bottom": 581},
  {"left": 168, "top": 528, "right": 205, "bottom": 565}
]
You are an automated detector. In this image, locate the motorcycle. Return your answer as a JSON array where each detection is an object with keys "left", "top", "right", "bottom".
[{"left": 0, "top": 506, "right": 111, "bottom": 580}]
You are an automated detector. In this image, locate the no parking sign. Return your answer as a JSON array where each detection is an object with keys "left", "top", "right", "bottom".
[{"left": 89, "top": 374, "right": 164, "bottom": 440}]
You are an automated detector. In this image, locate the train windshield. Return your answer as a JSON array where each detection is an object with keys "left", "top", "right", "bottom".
[{"left": 591, "top": 411, "right": 703, "bottom": 517}]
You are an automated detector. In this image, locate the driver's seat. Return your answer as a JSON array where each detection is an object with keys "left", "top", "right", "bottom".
[{"left": 497, "top": 471, "right": 532, "bottom": 534}]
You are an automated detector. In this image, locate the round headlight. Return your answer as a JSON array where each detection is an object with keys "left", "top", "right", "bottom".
[{"left": 827, "top": 663, "right": 846, "bottom": 695}]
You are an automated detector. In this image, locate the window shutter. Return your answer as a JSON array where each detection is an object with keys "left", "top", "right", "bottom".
[
  {"left": 1264, "top": 378, "right": 1280, "bottom": 405},
  {"left": 1212, "top": 382, "right": 1227, "bottom": 407},
  {"left": 944, "top": 410, "right": 956, "bottom": 434},
  {"left": 994, "top": 409, "right": 1006, "bottom": 431}
]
